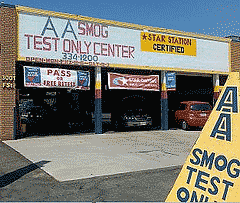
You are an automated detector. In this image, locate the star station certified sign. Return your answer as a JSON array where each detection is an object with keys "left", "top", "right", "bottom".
[
  {"left": 141, "top": 32, "right": 196, "bottom": 56},
  {"left": 166, "top": 72, "right": 240, "bottom": 202}
]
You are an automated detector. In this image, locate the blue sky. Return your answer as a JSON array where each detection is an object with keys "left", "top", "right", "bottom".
[{"left": 4, "top": 0, "right": 240, "bottom": 37}]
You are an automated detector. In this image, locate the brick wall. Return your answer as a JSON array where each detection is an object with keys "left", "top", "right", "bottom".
[
  {"left": 0, "top": 5, "right": 17, "bottom": 141},
  {"left": 230, "top": 41, "right": 240, "bottom": 72}
]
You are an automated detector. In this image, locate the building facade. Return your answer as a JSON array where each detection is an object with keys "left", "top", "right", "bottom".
[{"left": 0, "top": 3, "right": 234, "bottom": 141}]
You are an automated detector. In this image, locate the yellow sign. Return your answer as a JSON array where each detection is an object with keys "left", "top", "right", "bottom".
[
  {"left": 166, "top": 72, "right": 240, "bottom": 202},
  {"left": 141, "top": 32, "right": 196, "bottom": 56}
]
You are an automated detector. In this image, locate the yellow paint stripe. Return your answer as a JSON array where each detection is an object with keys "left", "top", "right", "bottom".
[
  {"left": 229, "top": 42, "right": 232, "bottom": 72},
  {"left": 15, "top": 5, "right": 231, "bottom": 43},
  {"left": 16, "top": 9, "right": 20, "bottom": 62},
  {"left": 161, "top": 83, "right": 167, "bottom": 91},
  {"left": 214, "top": 85, "right": 220, "bottom": 92},
  {"left": 95, "top": 81, "right": 101, "bottom": 89}
]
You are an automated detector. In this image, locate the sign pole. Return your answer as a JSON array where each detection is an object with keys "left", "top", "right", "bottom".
[
  {"left": 95, "top": 66, "right": 102, "bottom": 134},
  {"left": 213, "top": 74, "right": 220, "bottom": 107},
  {"left": 161, "top": 71, "right": 168, "bottom": 130}
]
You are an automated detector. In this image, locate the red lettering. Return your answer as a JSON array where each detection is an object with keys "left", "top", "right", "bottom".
[
  {"left": 148, "top": 34, "right": 152, "bottom": 41},
  {"left": 122, "top": 45, "right": 128, "bottom": 58},
  {"left": 79, "top": 41, "right": 86, "bottom": 54},
  {"left": 53, "top": 70, "right": 60, "bottom": 76},
  {"left": 174, "top": 37, "right": 178, "bottom": 44},
  {"left": 94, "top": 24, "right": 101, "bottom": 37},
  {"left": 43, "top": 37, "right": 51, "bottom": 51},
  {"left": 24, "top": 34, "right": 33, "bottom": 49},
  {"left": 108, "top": 44, "right": 114, "bottom": 57},
  {"left": 79, "top": 21, "right": 108, "bottom": 38},
  {"left": 47, "top": 69, "right": 53, "bottom": 75},
  {"left": 94, "top": 42, "right": 100, "bottom": 55},
  {"left": 66, "top": 71, "right": 71, "bottom": 77},
  {"left": 101, "top": 25, "right": 108, "bottom": 38},
  {"left": 84, "top": 41, "right": 91, "bottom": 54},
  {"left": 162, "top": 35, "right": 166, "bottom": 42},
  {"left": 86, "top": 23, "right": 93, "bottom": 36},
  {"left": 60, "top": 70, "right": 65, "bottom": 76},
  {"left": 34, "top": 35, "right": 42, "bottom": 50},
  {"left": 63, "top": 39, "right": 71, "bottom": 52},
  {"left": 156, "top": 35, "right": 161, "bottom": 42},
  {"left": 129, "top": 46, "right": 135, "bottom": 58},
  {"left": 51, "top": 81, "right": 56, "bottom": 86},
  {"left": 78, "top": 22, "right": 85, "bottom": 35},
  {"left": 115, "top": 44, "right": 121, "bottom": 57},
  {"left": 71, "top": 40, "right": 79, "bottom": 54},
  {"left": 101, "top": 43, "right": 108, "bottom": 56},
  {"left": 152, "top": 34, "right": 156, "bottom": 41},
  {"left": 52, "top": 37, "right": 59, "bottom": 51}
]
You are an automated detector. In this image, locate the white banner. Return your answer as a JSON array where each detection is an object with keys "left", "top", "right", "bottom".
[
  {"left": 18, "top": 13, "right": 229, "bottom": 72},
  {"left": 24, "top": 66, "right": 90, "bottom": 90}
]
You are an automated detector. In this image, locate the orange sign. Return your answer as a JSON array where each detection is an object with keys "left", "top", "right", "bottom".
[{"left": 141, "top": 32, "right": 196, "bottom": 56}]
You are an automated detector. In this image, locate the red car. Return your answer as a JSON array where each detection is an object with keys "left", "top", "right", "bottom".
[{"left": 175, "top": 101, "right": 212, "bottom": 130}]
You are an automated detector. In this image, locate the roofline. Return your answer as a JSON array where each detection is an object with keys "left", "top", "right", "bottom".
[{"left": 15, "top": 5, "right": 231, "bottom": 43}]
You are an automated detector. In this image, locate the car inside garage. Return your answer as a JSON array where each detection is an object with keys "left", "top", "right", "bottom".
[
  {"left": 101, "top": 67, "right": 161, "bottom": 132},
  {"left": 168, "top": 74, "right": 214, "bottom": 129}
]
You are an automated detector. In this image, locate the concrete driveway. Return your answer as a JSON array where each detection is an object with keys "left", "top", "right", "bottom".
[{"left": 3, "top": 130, "right": 200, "bottom": 181}]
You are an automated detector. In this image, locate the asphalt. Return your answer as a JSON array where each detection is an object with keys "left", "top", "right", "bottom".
[{"left": 0, "top": 130, "right": 200, "bottom": 202}]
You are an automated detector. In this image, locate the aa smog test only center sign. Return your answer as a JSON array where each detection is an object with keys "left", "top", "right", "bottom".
[
  {"left": 17, "top": 11, "right": 229, "bottom": 72},
  {"left": 166, "top": 72, "right": 240, "bottom": 202}
]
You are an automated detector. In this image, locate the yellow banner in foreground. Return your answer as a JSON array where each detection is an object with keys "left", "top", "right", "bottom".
[
  {"left": 166, "top": 72, "right": 240, "bottom": 202},
  {"left": 141, "top": 32, "right": 196, "bottom": 56}
]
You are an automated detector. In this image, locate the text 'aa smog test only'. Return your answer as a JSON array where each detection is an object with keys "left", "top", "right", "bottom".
[{"left": 166, "top": 72, "right": 240, "bottom": 202}]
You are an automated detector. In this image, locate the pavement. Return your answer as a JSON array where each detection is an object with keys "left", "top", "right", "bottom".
[{"left": 0, "top": 129, "right": 201, "bottom": 201}]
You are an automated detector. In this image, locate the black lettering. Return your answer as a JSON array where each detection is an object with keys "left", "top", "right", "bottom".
[
  {"left": 190, "top": 148, "right": 202, "bottom": 165},
  {"left": 195, "top": 170, "right": 209, "bottom": 191},
  {"left": 186, "top": 166, "right": 197, "bottom": 184},
  {"left": 177, "top": 187, "right": 189, "bottom": 202},
  {"left": 222, "top": 179, "right": 234, "bottom": 200},
  {"left": 190, "top": 191, "right": 206, "bottom": 202},
  {"left": 61, "top": 20, "right": 77, "bottom": 40},
  {"left": 215, "top": 155, "right": 227, "bottom": 171},
  {"left": 200, "top": 150, "right": 215, "bottom": 170},
  {"left": 208, "top": 176, "right": 220, "bottom": 195},
  {"left": 41, "top": 17, "right": 58, "bottom": 37},
  {"left": 161, "top": 44, "right": 165, "bottom": 51},
  {"left": 227, "top": 159, "right": 240, "bottom": 178}
]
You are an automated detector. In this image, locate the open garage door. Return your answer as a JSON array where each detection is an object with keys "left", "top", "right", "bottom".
[
  {"left": 168, "top": 74, "right": 213, "bottom": 129},
  {"left": 101, "top": 68, "right": 161, "bottom": 132}
]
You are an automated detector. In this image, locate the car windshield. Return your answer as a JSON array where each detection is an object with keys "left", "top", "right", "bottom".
[{"left": 190, "top": 104, "right": 211, "bottom": 111}]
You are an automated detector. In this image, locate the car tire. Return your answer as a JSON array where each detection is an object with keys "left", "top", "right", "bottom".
[{"left": 181, "top": 120, "right": 189, "bottom": 130}]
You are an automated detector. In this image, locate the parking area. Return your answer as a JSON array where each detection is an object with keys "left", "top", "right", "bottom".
[{"left": 4, "top": 130, "right": 200, "bottom": 181}]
